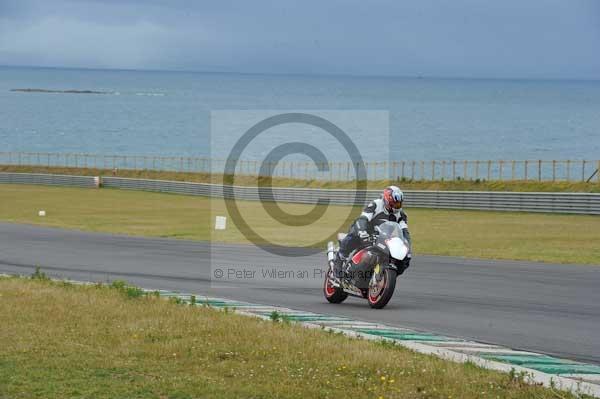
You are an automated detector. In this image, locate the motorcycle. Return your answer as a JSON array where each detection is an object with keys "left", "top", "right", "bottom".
[{"left": 323, "top": 221, "right": 412, "bottom": 309}]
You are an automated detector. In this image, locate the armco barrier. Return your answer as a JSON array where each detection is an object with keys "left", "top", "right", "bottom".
[
  {"left": 0, "top": 172, "right": 97, "bottom": 188},
  {"left": 2, "top": 173, "right": 599, "bottom": 215},
  {"left": 101, "top": 177, "right": 600, "bottom": 215}
]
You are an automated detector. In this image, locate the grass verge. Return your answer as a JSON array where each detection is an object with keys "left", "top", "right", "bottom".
[
  {"left": 2, "top": 164, "right": 599, "bottom": 192},
  {"left": 0, "top": 276, "right": 587, "bottom": 399},
  {"left": 1, "top": 184, "right": 599, "bottom": 264}
]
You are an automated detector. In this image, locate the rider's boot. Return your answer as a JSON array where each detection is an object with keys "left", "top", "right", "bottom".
[{"left": 332, "top": 252, "right": 347, "bottom": 281}]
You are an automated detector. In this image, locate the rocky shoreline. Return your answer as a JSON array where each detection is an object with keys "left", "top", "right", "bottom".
[{"left": 10, "top": 88, "right": 110, "bottom": 94}]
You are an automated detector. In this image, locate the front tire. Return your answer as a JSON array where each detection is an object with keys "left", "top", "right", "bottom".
[
  {"left": 323, "top": 267, "right": 348, "bottom": 304},
  {"left": 368, "top": 268, "right": 397, "bottom": 309}
]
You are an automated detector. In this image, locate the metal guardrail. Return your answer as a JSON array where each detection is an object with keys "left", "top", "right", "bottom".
[
  {"left": 101, "top": 177, "right": 600, "bottom": 215},
  {"left": 0, "top": 172, "right": 97, "bottom": 188},
  {"left": 1, "top": 173, "right": 599, "bottom": 215}
]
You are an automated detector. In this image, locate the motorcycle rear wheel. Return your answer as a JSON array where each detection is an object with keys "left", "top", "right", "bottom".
[
  {"left": 323, "top": 268, "right": 348, "bottom": 304},
  {"left": 368, "top": 268, "right": 397, "bottom": 309}
]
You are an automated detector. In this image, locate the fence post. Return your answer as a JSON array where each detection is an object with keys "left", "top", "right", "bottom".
[
  {"left": 499, "top": 160, "right": 503, "bottom": 180},
  {"left": 401, "top": 161, "right": 405, "bottom": 180},
  {"left": 487, "top": 160, "right": 491, "bottom": 180},
  {"left": 463, "top": 160, "right": 467, "bottom": 180},
  {"left": 582, "top": 160, "right": 586, "bottom": 182},
  {"left": 441, "top": 160, "right": 446, "bottom": 180},
  {"left": 552, "top": 160, "right": 556, "bottom": 181},
  {"left": 330, "top": 162, "right": 334, "bottom": 181},
  {"left": 383, "top": 161, "right": 388, "bottom": 181},
  {"left": 537, "top": 160, "right": 541, "bottom": 181},
  {"left": 597, "top": 160, "right": 600, "bottom": 182},
  {"left": 431, "top": 160, "right": 435, "bottom": 180},
  {"left": 524, "top": 160, "right": 528, "bottom": 181},
  {"left": 411, "top": 161, "right": 416, "bottom": 180},
  {"left": 566, "top": 160, "right": 571, "bottom": 181},
  {"left": 452, "top": 160, "right": 456, "bottom": 180},
  {"left": 475, "top": 161, "right": 480, "bottom": 180}
]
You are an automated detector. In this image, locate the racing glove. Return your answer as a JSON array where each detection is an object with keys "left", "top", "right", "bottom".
[{"left": 358, "top": 229, "right": 370, "bottom": 243}]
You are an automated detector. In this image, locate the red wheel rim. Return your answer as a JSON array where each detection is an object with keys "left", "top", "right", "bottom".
[
  {"left": 368, "top": 271, "right": 387, "bottom": 304},
  {"left": 324, "top": 273, "right": 336, "bottom": 297}
]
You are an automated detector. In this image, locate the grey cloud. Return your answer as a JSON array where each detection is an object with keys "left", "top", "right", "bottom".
[{"left": 0, "top": 0, "right": 599, "bottom": 79}]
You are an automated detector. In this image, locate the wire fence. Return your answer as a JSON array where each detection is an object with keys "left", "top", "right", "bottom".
[{"left": 0, "top": 152, "right": 599, "bottom": 182}]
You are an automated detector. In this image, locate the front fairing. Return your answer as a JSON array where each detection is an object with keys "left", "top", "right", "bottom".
[
  {"left": 375, "top": 222, "right": 411, "bottom": 258},
  {"left": 374, "top": 222, "right": 412, "bottom": 273},
  {"left": 386, "top": 237, "right": 409, "bottom": 260}
]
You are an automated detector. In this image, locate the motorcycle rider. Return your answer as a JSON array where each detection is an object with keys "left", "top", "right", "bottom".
[{"left": 333, "top": 185, "right": 408, "bottom": 279}]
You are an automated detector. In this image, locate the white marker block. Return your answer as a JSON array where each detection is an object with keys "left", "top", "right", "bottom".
[
  {"left": 215, "top": 216, "right": 227, "bottom": 230},
  {"left": 38, "top": 210, "right": 46, "bottom": 217}
]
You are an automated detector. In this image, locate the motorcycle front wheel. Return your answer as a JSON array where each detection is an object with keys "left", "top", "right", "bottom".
[
  {"left": 323, "top": 267, "right": 348, "bottom": 304},
  {"left": 368, "top": 268, "right": 397, "bottom": 309}
]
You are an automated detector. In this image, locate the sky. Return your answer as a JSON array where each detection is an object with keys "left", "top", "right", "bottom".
[{"left": 1, "top": 0, "right": 599, "bottom": 79}]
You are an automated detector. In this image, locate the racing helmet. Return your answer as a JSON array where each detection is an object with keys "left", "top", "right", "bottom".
[{"left": 382, "top": 185, "right": 403, "bottom": 211}]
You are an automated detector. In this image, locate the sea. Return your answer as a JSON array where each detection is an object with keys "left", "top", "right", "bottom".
[{"left": 0, "top": 65, "right": 599, "bottom": 162}]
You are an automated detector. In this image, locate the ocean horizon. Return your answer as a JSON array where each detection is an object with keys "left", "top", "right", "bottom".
[{"left": 1, "top": 65, "right": 599, "bottom": 162}]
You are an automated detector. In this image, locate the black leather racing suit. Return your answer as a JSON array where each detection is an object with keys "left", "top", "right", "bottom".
[{"left": 338, "top": 198, "right": 408, "bottom": 258}]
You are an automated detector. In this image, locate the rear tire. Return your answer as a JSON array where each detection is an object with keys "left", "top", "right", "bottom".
[
  {"left": 323, "top": 267, "right": 348, "bottom": 304},
  {"left": 368, "top": 268, "right": 397, "bottom": 309}
]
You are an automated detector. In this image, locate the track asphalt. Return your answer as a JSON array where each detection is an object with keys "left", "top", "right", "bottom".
[{"left": 0, "top": 222, "right": 598, "bottom": 364}]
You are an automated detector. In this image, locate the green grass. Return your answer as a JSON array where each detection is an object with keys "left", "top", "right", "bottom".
[
  {"left": 2, "top": 164, "right": 600, "bottom": 192},
  {"left": 0, "top": 276, "right": 588, "bottom": 399},
  {"left": 0, "top": 184, "right": 599, "bottom": 264}
]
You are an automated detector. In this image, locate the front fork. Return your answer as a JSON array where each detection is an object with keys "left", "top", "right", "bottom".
[{"left": 326, "top": 241, "right": 336, "bottom": 268}]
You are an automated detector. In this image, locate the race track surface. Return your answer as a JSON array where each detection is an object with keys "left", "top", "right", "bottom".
[{"left": 1, "top": 222, "right": 598, "bottom": 364}]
